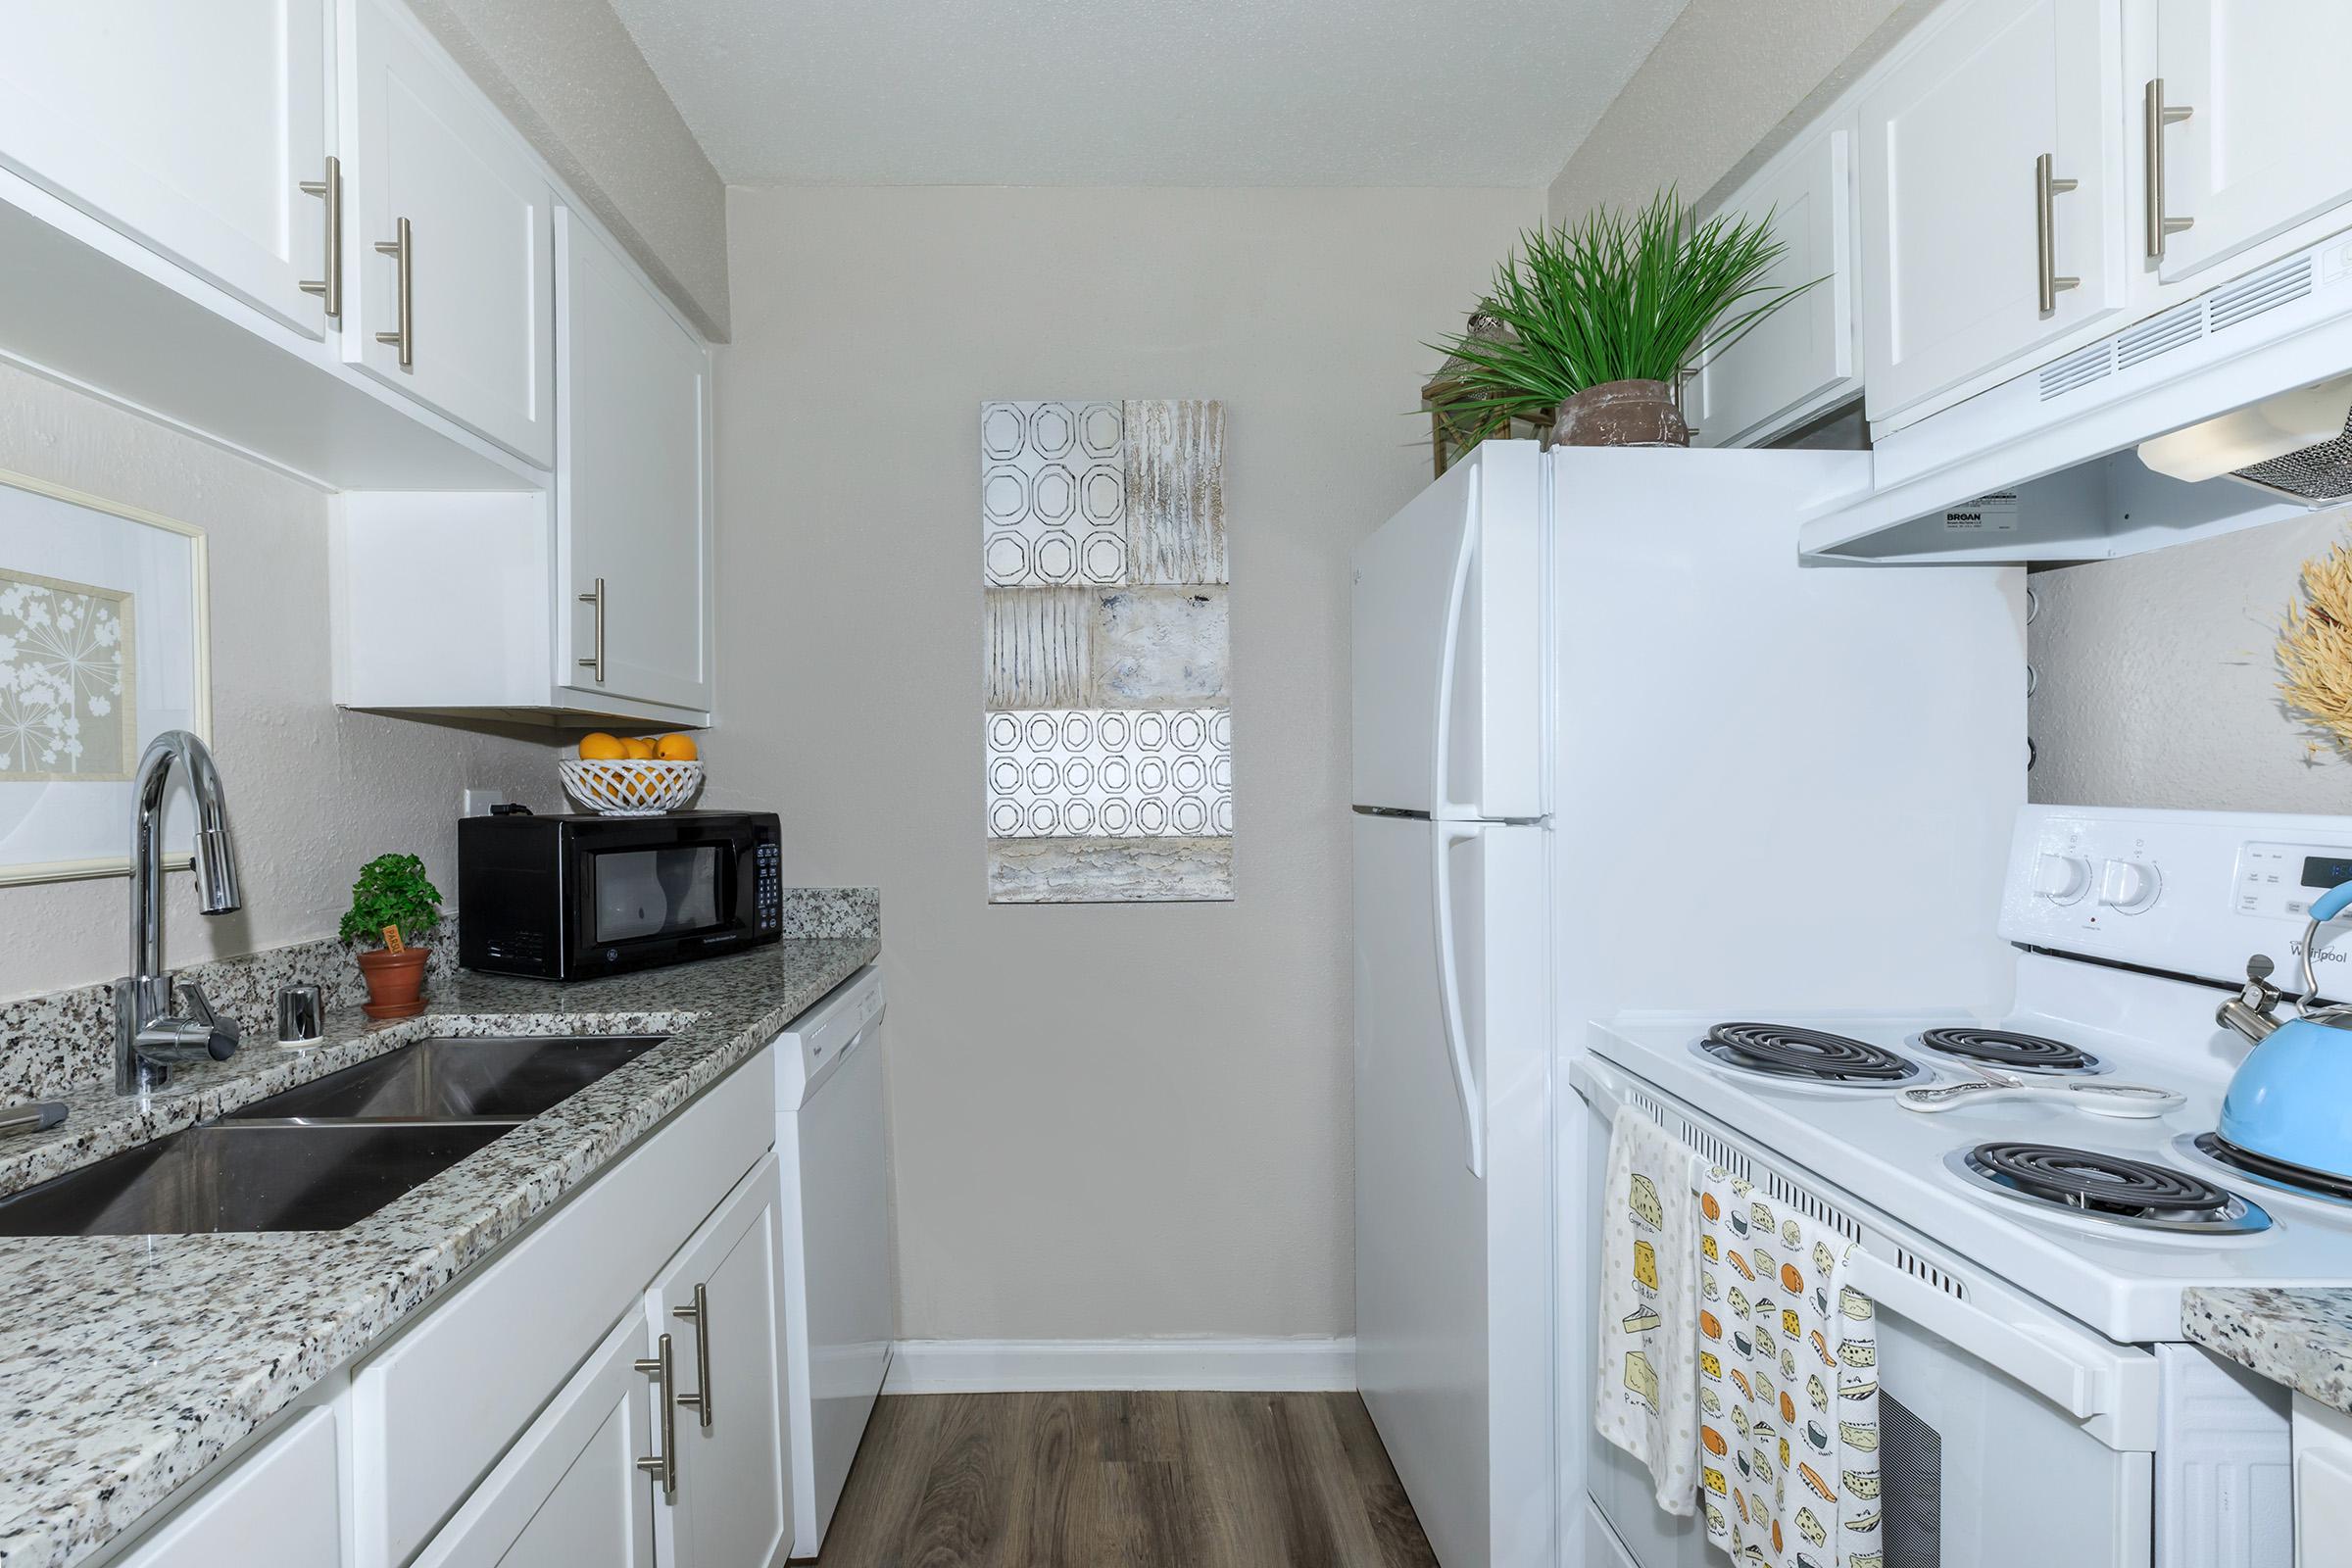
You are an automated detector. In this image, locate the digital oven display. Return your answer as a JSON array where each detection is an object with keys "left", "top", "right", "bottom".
[{"left": 2302, "top": 856, "right": 2352, "bottom": 892}]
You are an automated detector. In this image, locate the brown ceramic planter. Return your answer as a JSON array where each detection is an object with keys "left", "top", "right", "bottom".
[
  {"left": 357, "top": 947, "right": 429, "bottom": 1019},
  {"left": 1550, "top": 378, "right": 1690, "bottom": 448}
]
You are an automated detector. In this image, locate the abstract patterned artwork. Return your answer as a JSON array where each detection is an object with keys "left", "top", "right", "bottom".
[{"left": 982, "top": 400, "right": 1232, "bottom": 903}]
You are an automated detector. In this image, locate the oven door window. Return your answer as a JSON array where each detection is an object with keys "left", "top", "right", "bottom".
[{"left": 592, "top": 847, "right": 724, "bottom": 944}]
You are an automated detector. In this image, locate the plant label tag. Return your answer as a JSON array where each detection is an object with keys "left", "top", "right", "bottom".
[
  {"left": 381, "top": 924, "right": 405, "bottom": 954},
  {"left": 1942, "top": 492, "right": 2019, "bottom": 533}
]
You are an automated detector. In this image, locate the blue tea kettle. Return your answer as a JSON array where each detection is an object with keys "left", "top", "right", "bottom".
[{"left": 2216, "top": 880, "right": 2352, "bottom": 1181}]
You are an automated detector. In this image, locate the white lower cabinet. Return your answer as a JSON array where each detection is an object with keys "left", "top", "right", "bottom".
[
  {"left": 412, "top": 1316, "right": 656, "bottom": 1568},
  {"left": 340, "top": 1048, "right": 776, "bottom": 1568},
  {"left": 648, "top": 1155, "right": 791, "bottom": 1568},
  {"left": 116, "top": 1406, "right": 341, "bottom": 1568},
  {"left": 2297, "top": 1395, "right": 2352, "bottom": 1568}
]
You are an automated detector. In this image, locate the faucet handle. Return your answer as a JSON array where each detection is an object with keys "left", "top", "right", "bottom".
[{"left": 176, "top": 982, "right": 241, "bottom": 1059}]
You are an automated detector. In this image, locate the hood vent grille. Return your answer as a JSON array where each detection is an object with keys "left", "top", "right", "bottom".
[
  {"left": 2212, "top": 255, "right": 2315, "bottom": 332},
  {"left": 2117, "top": 301, "right": 2204, "bottom": 369},
  {"left": 2038, "top": 341, "right": 2113, "bottom": 399}
]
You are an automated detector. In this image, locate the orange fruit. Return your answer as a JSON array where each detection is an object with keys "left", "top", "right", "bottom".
[
  {"left": 654, "top": 733, "right": 699, "bottom": 761},
  {"left": 621, "top": 737, "right": 657, "bottom": 760},
  {"left": 577, "top": 732, "right": 626, "bottom": 760}
]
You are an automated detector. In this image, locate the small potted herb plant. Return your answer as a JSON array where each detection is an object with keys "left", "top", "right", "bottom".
[
  {"left": 340, "top": 853, "right": 443, "bottom": 1019},
  {"left": 1428, "top": 187, "right": 1815, "bottom": 450}
]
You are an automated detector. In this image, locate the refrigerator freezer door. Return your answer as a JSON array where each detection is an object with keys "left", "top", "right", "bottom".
[
  {"left": 1351, "top": 443, "right": 1544, "bottom": 819},
  {"left": 1354, "top": 810, "right": 1550, "bottom": 1568}
]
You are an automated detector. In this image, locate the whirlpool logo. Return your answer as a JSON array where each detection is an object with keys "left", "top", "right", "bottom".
[{"left": 2288, "top": 940, "right": 2348, "bottom": 964}]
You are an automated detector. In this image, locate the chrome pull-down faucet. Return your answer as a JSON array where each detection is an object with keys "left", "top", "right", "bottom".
[{"left": 113, "top": 730, "right": 244, "bottom": 1094}]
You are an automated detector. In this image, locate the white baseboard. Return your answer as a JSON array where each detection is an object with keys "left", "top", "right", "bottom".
[{"left": 882, "top": 1336, "right": 1357, "bottom": 1395}]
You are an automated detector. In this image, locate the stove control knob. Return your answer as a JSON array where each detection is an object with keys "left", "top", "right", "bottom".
[
  {"left": 2034, "top": 853, "right": 2092, "bottom": 905},
  {"left": 2098, "top": 858, "right": 2163, "bottom": 914}
]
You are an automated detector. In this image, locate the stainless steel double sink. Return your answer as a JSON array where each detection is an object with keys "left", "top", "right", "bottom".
[{"left": 0, "top": 1036, "right": 662, "bottom": 1237}]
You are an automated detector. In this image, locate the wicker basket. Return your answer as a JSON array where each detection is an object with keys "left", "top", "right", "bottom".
[{"left": 559, "top": 759, "right": 706, "bottom": 816}]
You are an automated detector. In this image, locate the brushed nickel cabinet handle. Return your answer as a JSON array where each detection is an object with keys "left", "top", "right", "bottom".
[
  {"left": 297, "top": 155, "right": 341, "bottom": 319},
  {"left": 2143, "top": 77, "right": 2194, "bottom": 261},
  {"left": 578, "top": 577, "right": 606, "bottom": 683},
  {"left": 673, "top": 1283, "right": 712, "bottom": 1429},
  {"left": 2035, "top": 153, "right": 2080, "bottom": 315},
  {"left": 373, "top": 216, "right": 413, "bottom": 368},
  {"left": 634, "top": 1331, "right": 678, "bottom": 1500}
]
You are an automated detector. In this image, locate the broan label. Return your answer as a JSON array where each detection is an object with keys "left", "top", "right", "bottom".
[{"left": 1943, "top": 492, "right": 2021, "bottom": 532}]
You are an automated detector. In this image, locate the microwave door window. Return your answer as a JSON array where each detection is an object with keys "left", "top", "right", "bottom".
[{"left": 594, "top": 847, "right": 721, "bottom": 943}]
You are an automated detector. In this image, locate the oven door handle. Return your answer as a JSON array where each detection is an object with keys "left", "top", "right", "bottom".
[{"left": 1845, "top": 1250, "right": 2100, "bottom": 1420}]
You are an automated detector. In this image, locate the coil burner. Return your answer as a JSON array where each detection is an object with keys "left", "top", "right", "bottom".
[
  {"left": 1695, "top": 1023, "right": 1927, "bottom": 1088},
  {"left": 1915, "top": 1027, "right": 2104, "bottom": 1076},
  {"left": 2184, "top": 1131, "right": 2352, "bottom": 1210},
  {"left": 1951, "top": 1142, "right": 2270, "bottom": 1235}
]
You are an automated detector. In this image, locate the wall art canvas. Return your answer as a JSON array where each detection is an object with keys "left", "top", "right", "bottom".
[
  {"left": 0, "top": 568, "right": 135, "bottom": 780},
  {"left": 982, "top": 400, "right": 1232, "bottom": 903},
  {"left": 0, "top": 469, "right": 209, "bottom": 886}
]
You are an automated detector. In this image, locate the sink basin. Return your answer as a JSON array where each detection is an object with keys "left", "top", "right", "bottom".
[
  {"left": 226, "top": 1036, "right": 663, "bottom": 1122},
  {"left": 0, "top": 1120, "right": 514, "bottom": 1236}
]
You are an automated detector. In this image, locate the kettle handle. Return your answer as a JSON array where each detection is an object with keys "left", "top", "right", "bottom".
[{"left": 2297, "top": 882, "right": 2352, "bottom": 1013}]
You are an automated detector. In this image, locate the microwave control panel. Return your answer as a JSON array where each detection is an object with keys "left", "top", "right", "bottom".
[{"left": 756, "top": 840, "right": 782, "bottom": 931}]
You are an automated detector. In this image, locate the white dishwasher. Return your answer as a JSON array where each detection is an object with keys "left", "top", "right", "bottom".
[{"left": 773, "top": 964, "right": 893, "bottom": 1557}]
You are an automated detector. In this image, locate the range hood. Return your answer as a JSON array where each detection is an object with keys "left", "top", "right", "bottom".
[{"left": 1802, "top": 231, "right": 2352, "bottom": 564}]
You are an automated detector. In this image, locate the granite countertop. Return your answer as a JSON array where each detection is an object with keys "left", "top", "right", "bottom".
[
  {"left": 0, "top": 936, "right": 878, "bottom": 1568},
  {"left": 2184, "top": 1287, "right": 2352, "bottom": 1415}
]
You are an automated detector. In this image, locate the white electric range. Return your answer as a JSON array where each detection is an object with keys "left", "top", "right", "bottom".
[{"left": 1575, "top": 805, "right": 2352, "bottom": 1568}]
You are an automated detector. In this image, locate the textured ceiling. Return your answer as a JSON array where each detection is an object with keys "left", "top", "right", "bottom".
[{"left": 606, "top": 0, "right": 1691, "bottom": 187}]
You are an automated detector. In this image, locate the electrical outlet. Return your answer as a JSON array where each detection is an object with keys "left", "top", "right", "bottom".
[{"left": 462, "top": 787, "right": 502, "bottom": 818}]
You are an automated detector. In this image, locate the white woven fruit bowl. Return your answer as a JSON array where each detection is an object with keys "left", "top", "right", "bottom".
[{"left": 559, "top": 759, "right": 706, "bottom": 816}]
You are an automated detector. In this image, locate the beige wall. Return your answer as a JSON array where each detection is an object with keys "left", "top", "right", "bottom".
[
  {"left": 714, "top": 184, "right": 1539, "bottom": 1340},
  {"left": 2030, "top": 512, "right": 2352, "bottom": 811},
  {"left": 411, "top": 0, "right": 729, "bottom": 340},
  {"left": 1545, "top": 0, "right": 1928, "bottom": 223},
  {"left": 0, "top": 364, "right": 565, "bottom": 1002}
]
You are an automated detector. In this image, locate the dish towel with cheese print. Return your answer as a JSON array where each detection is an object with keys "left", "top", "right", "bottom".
[
  {"left": 1694, "top": 1163, "right": 1883, "bottom": 1568},
  {"left": 1593, "top": 1105, "right": 1702, "bottom": 1514}
]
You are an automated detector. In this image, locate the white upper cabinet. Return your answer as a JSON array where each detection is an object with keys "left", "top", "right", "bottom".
[
  {"left": 0, "top": 1, "right": 335, "bottom": 338},
  {"left": 557, "top": 210, "right": 713, "bottom": 714},
  {"left": 2146, "top": 0, "right": 2352, "bottom": 284},
  {"left": 344, "top": 0, "right": 555, "bottom": 466},
  {"left": 1860, "top": 0, "right": 2128, "bottom": 421},
  {"left": 1691, "top": 122, "right": 1859, "bottom": 448}
]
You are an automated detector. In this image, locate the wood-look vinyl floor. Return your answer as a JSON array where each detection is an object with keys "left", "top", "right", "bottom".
[{"left": 811, "top": 1392, "right": 1442, "bottom": 1568}]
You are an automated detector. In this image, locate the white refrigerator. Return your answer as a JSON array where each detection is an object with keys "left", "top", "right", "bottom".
[{"left": 1349, "top": 441, "right": 2026, "bottom": 1568}]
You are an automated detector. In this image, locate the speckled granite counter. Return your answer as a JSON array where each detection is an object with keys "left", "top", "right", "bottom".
[
  {"left": 0, "top": 933, "right": 877, "bottom": 1568},
  {"left": 2183, "top": 1287, "right": 2352, "bottom": 1414}
]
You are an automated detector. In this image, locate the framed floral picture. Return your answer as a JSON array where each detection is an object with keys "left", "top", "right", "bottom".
[{"left": 0, "top": 468, "right": 209, "bottom": 885}]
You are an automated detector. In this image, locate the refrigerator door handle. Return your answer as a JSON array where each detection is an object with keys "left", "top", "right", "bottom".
[
  {"left": 1430, "top": 467, "right": 1480, "bottom": 821},
  {"left": 1433, "top": 819, "right": 1487, "bottom": 1178}
]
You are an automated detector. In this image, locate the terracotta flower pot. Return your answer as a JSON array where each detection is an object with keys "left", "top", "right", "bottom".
[
  {"left": 357, "top": 947, "right": 429, "bottom": 1019},
  {"left": 1550, "top": 378, "right": 1690, "bottom": 448}
]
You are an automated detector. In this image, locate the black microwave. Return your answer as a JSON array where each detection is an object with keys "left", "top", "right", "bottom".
[{"left": 458, "top": 810, "right": 782, "bottom": 980}]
